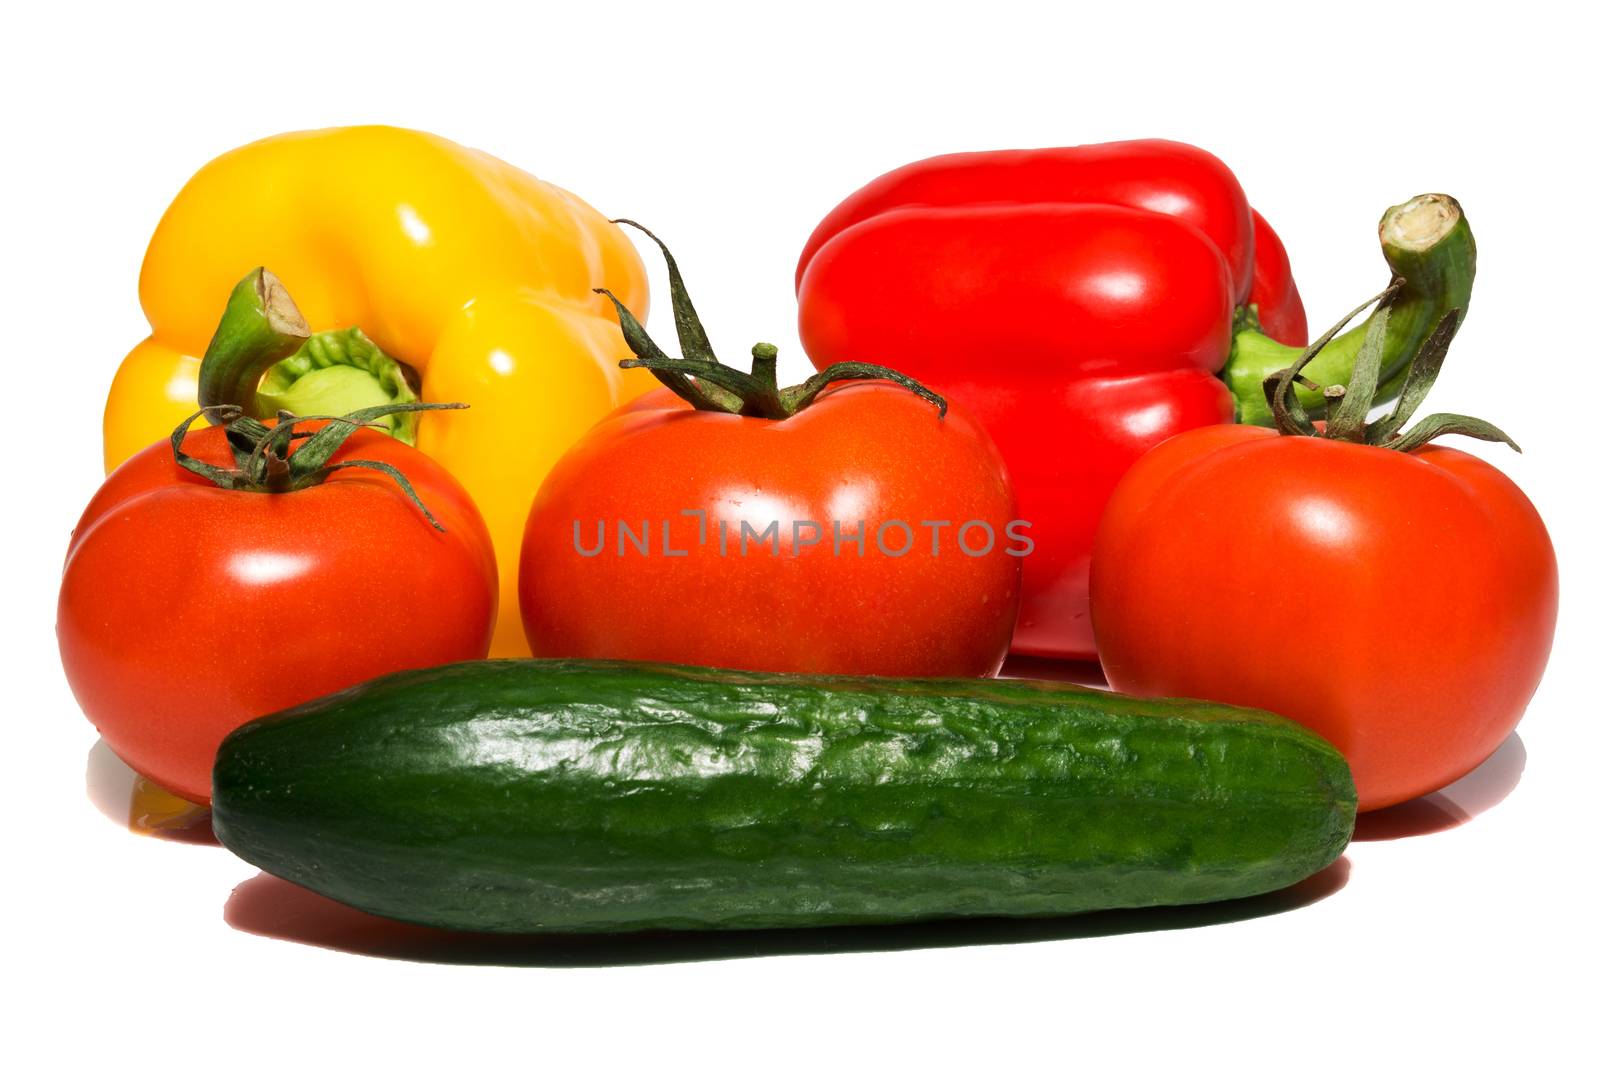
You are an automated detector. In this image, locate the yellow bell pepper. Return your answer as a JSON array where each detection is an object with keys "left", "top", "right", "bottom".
[{"left": 103, "top": 126, "right": 652, "bottom": 656}]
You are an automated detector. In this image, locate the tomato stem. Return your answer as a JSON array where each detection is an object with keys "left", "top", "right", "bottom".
[
  {"left": 1263, "top": 288, "right": 1517, "bottom": 453},
  {"left": 170, "top": 402, "right": 467, "bottom": 530},
  {"left": 598, "top": 220, "right": 946, "bottom": 420},
  {"left": 750, "top": 343, "right": 780, "bottom": 393}
]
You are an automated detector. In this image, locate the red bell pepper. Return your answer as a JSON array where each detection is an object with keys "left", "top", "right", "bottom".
[
  {"left": 1248, "top": 210, "right": 1308, "bottom": 344},
  {"left": 795, "top": 139, "right": 1303, "bottom": 661}
]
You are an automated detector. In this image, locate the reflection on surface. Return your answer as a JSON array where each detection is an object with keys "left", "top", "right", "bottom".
[
  {"left": 228, "top": 550, "right": 314, "bottom": 586},
  {"left": 85, "top": 740, "right": 216, "bottom": 845},
  {"left": 86, "top": 681, "right": 1523, "bottom": 963},
  {"left": 1000, "top": 655, "right": 1109, "bottom": 689},
  {"left": 224, "top": 857, "right": 1349, "bottom": 968},
  {"left": 1354, "top": 731, "right": 1525, "bottom": 841},
  {"left": 1290, "top": 495, "right": 1355, "bottom": 547}
]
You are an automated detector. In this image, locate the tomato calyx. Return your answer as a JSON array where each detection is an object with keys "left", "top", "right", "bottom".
[
  {"left": 594, "top": 219, "right": 947, "bottom": 420},
  {"left": 1263, "top": 281, "right": 1519, "bottom": 453},
  {"left": 197, "top": 268, "right": 426, "bottom": 444},
  {"left": 169, "top": 402, "right": 464, "bottom": 530},
  {"left": 1227, "top": 193, "right": 1477, "bottom": 427}
]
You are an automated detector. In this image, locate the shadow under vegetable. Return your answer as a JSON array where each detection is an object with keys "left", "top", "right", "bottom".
[
  {"left": 223, "top": 856, "right": 1351, "bottom": 968},
  {"left": 84, "top": 725, "right": 1524, "bottom": 965},
  {"left": 1352, "top": 731, "right": 1525, "bottom": 841},
  {"left": 84, "top": 739, "right": 216, "bottom": 846}
]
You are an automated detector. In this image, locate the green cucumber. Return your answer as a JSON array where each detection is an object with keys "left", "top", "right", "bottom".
[{"left": 211, "top": 659, "right": 1356, "bottom": 934}]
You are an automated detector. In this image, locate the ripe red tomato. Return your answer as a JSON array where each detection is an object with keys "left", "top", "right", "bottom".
[
  {"left": 1090, "top": 424, "right": 1557, "bottom": 810},
  {"left": 59, "top": 421, "right": 497, "bottom": 802},
  {"left": 520, "top": 382, "right": 1022, "bottom": 676}
]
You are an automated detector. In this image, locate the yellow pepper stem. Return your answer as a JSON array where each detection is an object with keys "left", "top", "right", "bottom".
[
  {"left": 197, "top": 268, "right": 310, "bottom": 423},
  {"left": 197, "top": 267, "right": 424, "bottom": 443}
]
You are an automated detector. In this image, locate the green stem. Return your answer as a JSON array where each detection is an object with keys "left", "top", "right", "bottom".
[
  {"left": 171, "top": 402, "right": 464, "bottom": 530},
  {"left": 612, "top": 219, "right": 718, "bottom": 362},
  {"left": 1225, "top": 194, "right": 1476, "bottom": 426},
  {"left": 257, "top": 327, "right": 421, "bottom": 443},
  {"left": 750, "top": 343, "right": 780, "bottom": 392},
  {"left": 1259, "top": 286, "right": 1516, "bottom": 455},
  {"left": 197, "top": 269, "right": 310, "bottom": 422},
  {"left": 607, "top": 226, "right": 946, "bottom": 421},
  {"left": 743, "top": 343, "right": 787, "bottom": 418},
  {"left": 197, "top": 269, "right": 424, "bottom": 444}
]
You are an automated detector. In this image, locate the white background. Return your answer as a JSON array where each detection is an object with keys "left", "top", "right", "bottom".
[{"left": 7, "top": 1, "right": 1596, "bottom": 1063}]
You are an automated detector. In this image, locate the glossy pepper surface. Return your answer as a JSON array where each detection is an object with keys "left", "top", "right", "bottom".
[
  {"left": 103, "top": 126, "right": 651, "bottom": 656},
  {"left": 797, "top": 139, "right": 1302, "bottom": 660}
]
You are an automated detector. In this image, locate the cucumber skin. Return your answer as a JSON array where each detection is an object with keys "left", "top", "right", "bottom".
[{"left": 211, "top": 659, "right": 1356, "bottom": 934}]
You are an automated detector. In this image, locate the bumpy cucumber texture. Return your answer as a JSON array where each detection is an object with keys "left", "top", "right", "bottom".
[{"left": 212, "top": 659, "right": 1356, "bottom": 933}]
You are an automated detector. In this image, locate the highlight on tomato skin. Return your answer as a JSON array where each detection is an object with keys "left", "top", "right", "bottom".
[
  {"left": 58, "top": 412, "right": 498, "bottom": 804},
  {"left": 520, "top": 380, "right": 1023, "bottom": 679},
  {"left": 1088, "top": 293, "right": 1556, "bottom": 811}
]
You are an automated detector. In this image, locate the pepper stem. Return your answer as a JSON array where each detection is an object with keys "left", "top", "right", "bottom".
[
  {"left": 601, "top": 224, "right": 946, "bottom": 420},
  {"left": 196, "top": 269, "right": 424, "bottom": 443},
  {"left": 197, "top": 269, "right": 310, "bottom": 423}
]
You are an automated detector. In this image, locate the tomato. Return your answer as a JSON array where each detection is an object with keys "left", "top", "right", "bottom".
[
  {"left": 1090, "top": 423, "right": 1557, "bottom": 811},
  {"left": 519, "top": 381, "right": 1022, "bottom": 676},
  {"left": 519, "top": 222, "right": 1022, "bottom": 677},
  {"left": 59, "top": 416, "right": 497, "bottom": 802}
]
